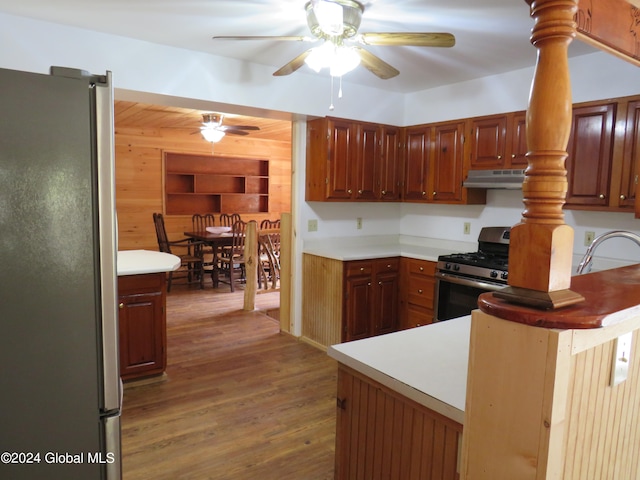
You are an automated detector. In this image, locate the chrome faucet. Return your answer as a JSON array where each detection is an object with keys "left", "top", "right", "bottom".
[{"left": 576, "top": 230, "right": 640, "bottom": 275}]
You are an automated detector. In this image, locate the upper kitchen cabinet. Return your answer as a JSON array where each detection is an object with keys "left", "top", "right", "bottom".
[
  {"left": 306, "top": 117, "right": 399, "bottom": 202},
  {"left": 564, "top": 101, "right": 616, "bottom": 209},
  {"left": 620, "top": 99, "right": 640, "bottom": 213},
  {"left": 469, "top": 112, "right": 528, "bottom": 169},
  {"left": 403, "top": 120, "right": 486, "bottom": 205},
  {"left": 403, "top": 124, "right": 432, "bottom": 201}
]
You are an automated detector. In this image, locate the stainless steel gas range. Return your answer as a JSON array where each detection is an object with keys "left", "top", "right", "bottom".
[{"left": 434, "top": 226, "right": 511, "bottom": 321}]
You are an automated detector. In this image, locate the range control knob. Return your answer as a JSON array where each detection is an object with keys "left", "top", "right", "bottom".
[
  {"left": 453, "top": 264, "right": 460, "bottom": 271},
  {"left": 490, "top": 270, "right": 498, "bottom": 278},
  {"left": 445, "top": 263, "right": 452, "bottom": 270},
  {"left": 501, "top": 271, "right": 508, "bottom": 280}
]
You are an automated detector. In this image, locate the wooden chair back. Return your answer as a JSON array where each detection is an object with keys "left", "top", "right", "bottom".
[
  {"left": 220, "top": 213, "right": 241, "bottom": 227},
  {"left": 153, "top": 212, "right": 172, "bottom": 253},
  {"left": 192, "top": 213, "right": 216, "bottom": 231}
]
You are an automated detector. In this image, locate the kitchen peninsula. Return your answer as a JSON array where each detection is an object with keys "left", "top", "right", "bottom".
[{"left": 117, "top": 250, "right": 179, "bottom": 381}]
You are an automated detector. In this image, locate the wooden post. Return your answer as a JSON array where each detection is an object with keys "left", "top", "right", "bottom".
[
  {"left": 279, "top": 213, "right": 292, "bottom": 333},
  {"left": 497, "top": 0, "right": 584, "bottom": 309},
  {"left": 243, "top": 220, "right": 257, "bottom": 311}
]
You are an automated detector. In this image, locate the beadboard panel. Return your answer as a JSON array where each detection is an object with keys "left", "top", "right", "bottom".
[
  {"left": 114, "top": 102, "right": 291, "bottom": 251},
  {"left": 302, "top": 254, "right": 344, "bottom": 348}
]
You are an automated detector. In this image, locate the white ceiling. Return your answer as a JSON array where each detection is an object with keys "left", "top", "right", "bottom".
[{"left": 0, "top": 0, "right": 598, "bottom": 93}]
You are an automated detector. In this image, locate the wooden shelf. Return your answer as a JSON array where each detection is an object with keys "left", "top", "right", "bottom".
[{"left": 164, "top": 152, "right": 269, "bottom": 215}]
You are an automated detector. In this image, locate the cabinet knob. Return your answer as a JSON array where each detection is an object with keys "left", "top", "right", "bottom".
[
  {"left": 381, "top": 190, "right": 386, "bottom": 195},
  {"left": 418, "top": 289, "right": 423, "bottom": 294},
  {"left": 599, "top": 194, "right": 606, "bottom": 199},
  {"left": 379, "top": 281, "right": 383, "bottom": 285},
  {"left": 358, "top": 189, "right": 363, "bottom": 194},
  {"left": 360, "top": 267, "right": 364, "bottom": 272},
  {"left": 386, "top": 264, "right": 392, "bottom": 268},
  {"left": 433, "top": 191, "right": 437, "bottom": 196},
  {"left": 497, "top": 155, "right": 502, "bottom": 159},
  {"left": 368, "top": 282, "right": 371, "bottom": 286},
  {"left": 511, "top": 154, "right": 516, "bottom": 158},
  {"left": 620, "top": 194, "right": 627, "bottom": 200},
  {"left": 119, "top": 303, "right": 124, "bottom": 309},
  {"left": 419, "top": 266, "right": 424, "bottom": 271},
  {"left": 348, "top": 189, "right": 352, "bottom": 194},
  {"left": 422, "top": 191, "right": 426, "bottom": 196}
]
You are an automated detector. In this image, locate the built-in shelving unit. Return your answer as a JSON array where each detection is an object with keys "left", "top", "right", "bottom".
[{"left": 163, "top": 152, "right": 269, "bottom": 215}]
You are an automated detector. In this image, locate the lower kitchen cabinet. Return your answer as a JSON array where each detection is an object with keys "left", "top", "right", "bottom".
[
  {"left": 344, "top": 257, "right": 400, "bottom": 342},
  {"left": 400, "top": 257, "right": 437, "bottom": 329},
  {"left": 118, "top": 273, "right": 167, "bottom": 381},
  {"left": 335, "top": 365, "right": 462, "bottom": 480}
]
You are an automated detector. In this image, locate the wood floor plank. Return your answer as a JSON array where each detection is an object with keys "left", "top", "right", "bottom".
[{"left": 121, "top": 283, "right": 337, "bottom": 479}]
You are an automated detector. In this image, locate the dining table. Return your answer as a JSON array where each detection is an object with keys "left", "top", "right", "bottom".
[{"left": 184, "top": 230, "right": 234, "bottom": 288}]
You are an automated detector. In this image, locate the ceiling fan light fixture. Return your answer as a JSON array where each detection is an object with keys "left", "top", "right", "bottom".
[
  {"left": 305, "top": 0, "right": 363, "bottom": 39},
  {"left": 305, "top": 41, "right": 360, "bottom": 76},
  {"left": 201, "top": 127, "right": 225, "bottom": 143}
]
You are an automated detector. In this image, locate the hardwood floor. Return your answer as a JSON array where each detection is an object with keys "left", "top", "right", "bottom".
[{"left": 121, "top": 282, "right": 337, "bottom": 480}]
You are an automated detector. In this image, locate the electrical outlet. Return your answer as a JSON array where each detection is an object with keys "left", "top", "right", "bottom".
[
  {"left": 356, "top": 217, "right": 362, "bottom": 230},
  {"left": 464, "top": 222, "right": 471, "bottom": 235},
  {"left": 308, "top": 219, "right": 318, "bottom": 232},
  {"left": 585, "top": 231, "right": 595, "bottom": 246}
]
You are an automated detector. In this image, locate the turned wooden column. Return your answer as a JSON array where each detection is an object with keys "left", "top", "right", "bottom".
[{"left": 498, "top": 0, "right": 585, "bottom": 309}]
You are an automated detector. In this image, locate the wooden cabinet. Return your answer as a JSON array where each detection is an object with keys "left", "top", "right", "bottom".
[
  {"left": 118, "top": 273, "right": 167, "bottom": 381},
  {"left": 335, "top": 365, "right": 462, "bottom": 480},
  {"left": 306, "top": 117, "right": 401, "bottom": 202},
  {"left": 432, "top": 121, "right": 466, "bottom": 203},
  {"left": 378, "top": 125, "right": 403, "bottom": 201},
  {"left": 400, "top": 257, "right": 436, "bottom": 329},
  {"left": 565, "top": 102, "right": 616, "bottom": 208},
  {"left": 470, "top": 111, "right": 527, "bottom": 169},
  {"left": 402, "top": 125, "right": 431, "bottom": 201},
  {"left": 403, "top": 121, "right": 485, "bottom": 205},
  {"left": 164, "top": 152, "right": 269, "bottom": 215},
  {"left": 344, "top": 257, "right": 399, "bottom": 342}
]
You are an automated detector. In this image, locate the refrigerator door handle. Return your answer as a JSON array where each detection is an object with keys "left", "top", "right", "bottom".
[{"left": 94, "top": 71, "right": 121, "bottom": 413}]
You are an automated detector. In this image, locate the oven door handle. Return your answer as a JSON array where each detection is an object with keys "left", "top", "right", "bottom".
[{"left": 435, "top": 272, "right": 506, "bottom": 292}]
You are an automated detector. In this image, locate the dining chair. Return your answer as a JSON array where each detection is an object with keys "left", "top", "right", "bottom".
[
  {"left": 220, "top": 213, "right": 241, "bottom": 227},
  {"left": 192, "top": 213, "right": 216, "bottom": 231},
  {"left": 217, "top": 220, "right": 247, "bottom": 292},
  {"left": 258, "top": 219, "right": 281, "bottom": 289},
  {"left": 191, "top": 213, "right": 217, "bottom": 274},
  {"left": 153, "top": 213, "right": 204, "bottom": 291}
]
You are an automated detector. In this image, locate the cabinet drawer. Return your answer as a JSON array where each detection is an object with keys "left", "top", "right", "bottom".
[
  {"left": 345, "top": 261, "right": 372, "bottom": 277},
  {"left": 376, "top": 257, "right": 400, "bottom": 272},
  {"left": 407, "top": 277, "right": 435, "bottom": 307},
  {"left": 404, "top": 304, "right": 434, "bottom": 329},
  {"left": 407, "top": 258, "right": 436, "bottom": 276}
]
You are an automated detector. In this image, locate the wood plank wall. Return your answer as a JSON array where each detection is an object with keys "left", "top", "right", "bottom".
[{"left": 114, "top": 101, "right": 292, "bottom": 251}]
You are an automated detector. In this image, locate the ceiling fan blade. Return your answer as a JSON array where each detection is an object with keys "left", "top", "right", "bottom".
[
  {"left": 221, "top": 125, "right": 260, "bottom": 131},
  {"left": 354, "top": 47, "right": 399, "bottom": 80},
  {"left": 212, "top": 35, "right": 317, "bottom": 43},
  {"left": 224, "top": 130, "right": 249, "bottom": 136},
  {"left": 273, "top": 49, "right": 313, "bottom": 76},
  {"left": 357, "top": 32, "right": 455, "bottom": 48}
]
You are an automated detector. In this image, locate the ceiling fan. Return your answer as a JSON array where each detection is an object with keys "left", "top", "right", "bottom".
[
  {"left": 212, "top": 0, "right": 455, "bottom": 80},
  {"left": 198, "top": 113, "right": 260, "bottom": 143}
]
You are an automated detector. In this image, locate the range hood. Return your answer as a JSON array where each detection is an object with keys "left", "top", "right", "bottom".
[{"left": 463, "top": 169, "right": 526, "bottom": 189}]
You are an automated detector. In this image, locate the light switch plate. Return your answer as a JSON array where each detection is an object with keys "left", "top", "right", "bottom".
[
  {"left": 611, "top": 332, "right": 633, "bottom": 386},
  {"left": 308, "top": 219, "right": 318, "bottom": 232}
]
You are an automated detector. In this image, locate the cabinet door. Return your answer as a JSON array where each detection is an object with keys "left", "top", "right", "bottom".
[
  {"left": 327, "top": 118, "right": 356, "bottom": 199},
  {"left": 354, "top": 122, "right": 379, "bottom": 200},
  {"left": 621, "top": 100, "right": 640, "bottom": 210},
  {"left": 403, "top": 126, "right": 431, "bottom": 201},
  {"left": 507, "top": 111, "right": 528, "bottom": 167},
  {"left": 379, "top": 125, "right": 403, "bottom": 201},
  {"left": 565, "top": 103, "right": 616, "bottom": 207},
  {"left": 375, "top": 270, "right": 399, "bottom": 336},
  {"left": 470, "top": 115, "right": 507, "bottom": 169},
  {"left": 118, "top": 290, "right": 165, "bottom": 379},
  {"left": 344, "top": 274, "right": 372, "bottom": 342},
  {"left": 432, "top": 121, "right": 464, "bottom": 202}
]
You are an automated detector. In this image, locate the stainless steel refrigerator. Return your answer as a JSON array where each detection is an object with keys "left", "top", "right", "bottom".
[{"left": 0, "top": 66, "right": 121, "bottom": 479}]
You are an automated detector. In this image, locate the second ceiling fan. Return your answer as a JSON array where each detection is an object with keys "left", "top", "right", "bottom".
[{"left": 213, "top": 0, "right": 455, "bottom": 80}]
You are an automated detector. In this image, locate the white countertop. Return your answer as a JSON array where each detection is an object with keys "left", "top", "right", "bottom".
[
  {"left": 328, "top": 315, "right": 471, "bottom": 425},
  {"left": 117, "top": 250, "right": 181, "bottom": 276},
  {"left": 304, "top": 235, "right": 477, "bottom": 262}
]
